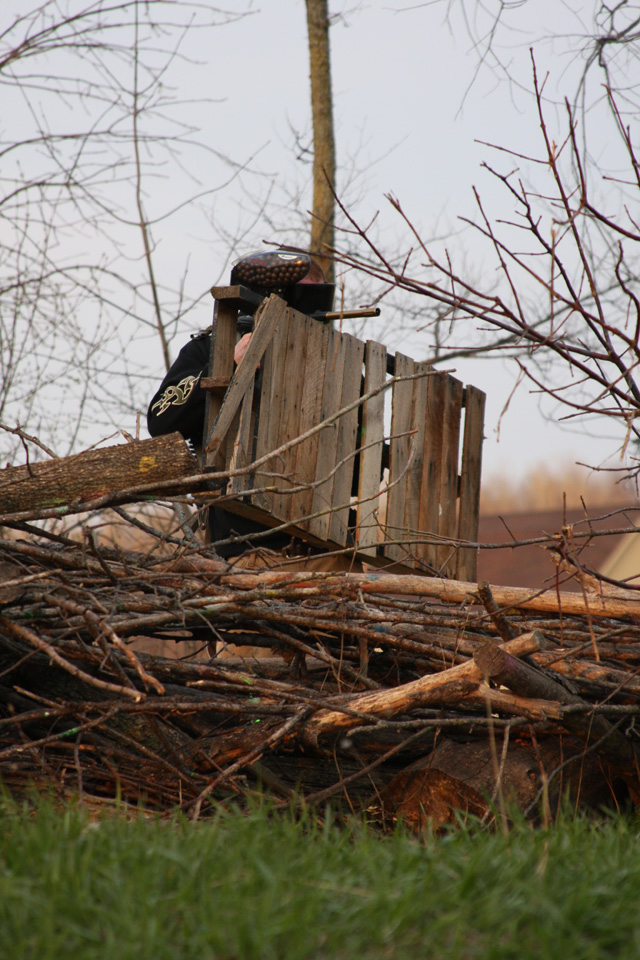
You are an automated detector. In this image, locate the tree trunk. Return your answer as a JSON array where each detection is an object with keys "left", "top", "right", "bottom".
[{"left": 305, "top": 0, "right": 335, "bottom": 283}]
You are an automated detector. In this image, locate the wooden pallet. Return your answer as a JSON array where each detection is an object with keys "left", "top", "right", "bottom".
[{"left": 201, "top": 288, "right": 485, "bottom": 579}]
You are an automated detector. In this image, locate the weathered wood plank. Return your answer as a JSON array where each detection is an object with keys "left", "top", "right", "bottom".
[
  {"left": 384, "top": 353, "right": 415, "bottom": 563},
  {"left": 329, "top": 334, "right": 365, "bottom": 545},
  {"left": 356, "top": 341, "right": 387, "bottom": 556},
  {"left": 272, "top": 311, "right": 309, "bottom": 522},
  {"left": 456, "top": 386, "right": 486, "bottom": 583},
  {"left": 437, "top": 375, "right": 464, "bottom": 577},
  {"left": 253, "top": 309, "right": 291, "bottom": 514},
  {"left": 204, "top": 295, "right": 285, "bottom": 462},
  {"left": 227, "top": 382, "right": 257, "bottom": 497},
  {"left": 292, "top": 319, "right": 332, "bottom": 529},
  {"left": 209, "top": 284, "right": 264, "bottom": 310},
  {"left": 404, "top": 362, "right": 430, "bottom": 568},
  {"left": 308, "top": 330, "right": 348, "bottom": 543},
  {"left": 0, "top": 433, "right": 198, "bottom": 515},
  {"left": 203, "top": 300, "right": 236, "bottom": 472},
  {"left": 418, "top": 371, "right": 447, "bottom": 570}
]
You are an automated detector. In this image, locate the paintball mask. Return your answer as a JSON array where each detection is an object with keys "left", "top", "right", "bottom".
[{"left": 231, "top": 250, "right": 335, "bottom": 316}]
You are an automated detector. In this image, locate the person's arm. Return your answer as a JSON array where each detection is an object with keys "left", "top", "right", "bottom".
[{"left": 147, "top": 335, "right": 210, "bottom": 446}]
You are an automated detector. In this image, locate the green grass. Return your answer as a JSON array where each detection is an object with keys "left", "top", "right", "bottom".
[{"left": 1, "top": 796, "right": 640, "bottom": 960}]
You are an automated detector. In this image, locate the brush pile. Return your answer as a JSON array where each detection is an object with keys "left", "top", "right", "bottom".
[{"left": 2, "top": 529, "right": 640, "bottom": 827}]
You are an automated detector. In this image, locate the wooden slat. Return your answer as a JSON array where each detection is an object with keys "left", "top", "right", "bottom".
[
  {"left": 227, "top": 382, "right": 256, "bottom": 496},
  {"left": 291, "top": 318, "right": 331, "bottom": 530},
  {"left": 404, "top": 362, "right": 431, "bottom": 569},
  {"left": 204, "top": 295, "right": 285, "bottom": 461},
  {"left": 437, "top": 375, "right": 464, "bottom": 577},
  {"left": 329, "top": 334, "right": 365, "bottom": 545},
  {"left": 209, "top": 284, "right": 264, "bottom": 312},
  {"left": 356, "top": 341, "right": 387, "bottom": 556},
  {"left": 456, "top": 385, "right": 486, "bottom": 583},
  {"left": 418, "top": 371, "right": 447, "bottom": 570},
  {"left": 253, "top": 310, "right": 291, "bottom": 513},
  {"left": 308, "top": 329, "right": 348, "bottom": 543},
  {"left": 271, "top": 310, "right": 309, "bottom": 522},
  {"left": 203, "top": 300, "right": 236, "bottom": 471},
  {"left": 384, "top": 353, "right": 415, "bottom": 563},
  {"left": 200, "top": 376, "right": 231, "bottom": 393}
]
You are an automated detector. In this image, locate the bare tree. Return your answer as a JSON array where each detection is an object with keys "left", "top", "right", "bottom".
[
  {"left": 423, "top": 1, "right": 640, "bottom": 111},
  {"left": 331, "top": 52, "right": 640, "bottom": 477},
  {"left": 0, "top": 0, "right": 251, "bottom": 462}
]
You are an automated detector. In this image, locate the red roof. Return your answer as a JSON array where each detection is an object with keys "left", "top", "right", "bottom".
[{"left": 476, "top": 505, "right": 639, "bottom": 591}]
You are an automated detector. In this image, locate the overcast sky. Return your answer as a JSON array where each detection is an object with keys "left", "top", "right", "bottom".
[{"left": 3, "top": 0, "right": 634, "bottom": 491}]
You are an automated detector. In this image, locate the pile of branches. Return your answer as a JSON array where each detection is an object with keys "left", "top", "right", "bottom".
[{"left": 2, "top": 530, "right": 640, "bottom": 827}]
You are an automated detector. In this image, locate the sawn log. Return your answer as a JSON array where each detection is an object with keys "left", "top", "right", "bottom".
[{"left": 0, "top": 433, "right": 198, "bottom": 516}]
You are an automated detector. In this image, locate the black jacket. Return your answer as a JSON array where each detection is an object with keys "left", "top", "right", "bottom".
[{"left": 148, "top": 334, "right": 209, "bottom": 446}]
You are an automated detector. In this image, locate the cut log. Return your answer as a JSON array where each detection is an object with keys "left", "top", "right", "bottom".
[
  {"left": 462, "top": 684, "right": 565, "bottom": 721},
  {"left": 0, "top": 433, "right": 198, "bottom": 517},
  {"left": 378, "top": 736, "right": 629, "bottom": 833},
  {"left": 473, "top": 642, "right": 640, "bottom": 790}
]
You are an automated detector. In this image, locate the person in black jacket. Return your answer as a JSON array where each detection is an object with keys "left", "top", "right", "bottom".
[{"left": 147, "top": 250, "right": 342, "bottom": 563}]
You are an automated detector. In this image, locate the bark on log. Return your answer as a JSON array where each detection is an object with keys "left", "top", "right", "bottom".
[
  {"left": 476, "top": 580, "right": 518, "bottom": 640},
  {"left": 534, "top": 651, "right": 640, "bottom": 697},
  {"left": 221, "top": 570, "right": 640, "bottom": 620},
  {"left": 0, "top": 563, "right": 26, "bottom": 605},
  {"left": 302, "top": 631, "right": 545, "bottom": 744},
  {"left": 0, "top": 433, "right": 198, "bottom": 516},
  {"left": 378, "top": 736, "right": 628, "bottom": 833},
  {"left": 462, "top": 684, "right": 564, "bottom": 721},
  {"left": 473, "top": 642, "right": 640, "bottom": 787}
]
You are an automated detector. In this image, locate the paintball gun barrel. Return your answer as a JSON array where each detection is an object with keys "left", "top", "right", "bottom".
[{"left": 236, "top": 306, "right": 380, "bottom": 336}]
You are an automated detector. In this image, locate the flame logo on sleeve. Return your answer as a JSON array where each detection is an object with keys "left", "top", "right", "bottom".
[{"left": 151, "top": 374, "right": 200, "bottom": 416}]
